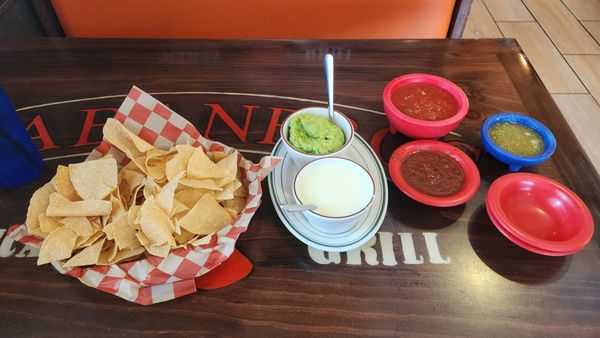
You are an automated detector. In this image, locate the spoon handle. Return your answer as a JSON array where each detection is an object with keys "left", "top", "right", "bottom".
[{"left": 324, "top": 53, "right": 335, "bottom": 124}]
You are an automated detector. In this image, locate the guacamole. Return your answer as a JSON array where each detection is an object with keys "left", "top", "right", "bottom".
[{"left": 288, "top": 114, "right": 345, "bottom": 154}]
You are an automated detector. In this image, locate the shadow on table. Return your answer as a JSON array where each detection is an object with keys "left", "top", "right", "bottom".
[
  {"left": 467, "top": 205, "right": 570, "bottom": 285},
  {"left": 387, "top": 188, "right": 466, "bottom": 230}
]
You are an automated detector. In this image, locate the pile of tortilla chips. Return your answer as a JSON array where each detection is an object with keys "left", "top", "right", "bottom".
[{"left": 26, "top": 118, "right": 247, "bottom": 267}]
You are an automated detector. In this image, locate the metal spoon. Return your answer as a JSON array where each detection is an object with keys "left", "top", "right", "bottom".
[
  {"left": 324, "top": 53, "right": 335, "bottom": 124},
  {"left": 280, "top": 203, "right": 317, "bottom": 212}
]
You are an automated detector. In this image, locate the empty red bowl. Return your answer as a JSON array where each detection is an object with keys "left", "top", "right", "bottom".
[
  {"left": 383, "top": 73, "right": 469, "bottom": 139},
  {"left": 486, "top": 204, "right": 582, "bottom": 256},
  {"left": 487, "top": 173, "right": 594, "bottom": 253},
  {"left": 389, "top": 140, "right": 480, "bottom": 207}
]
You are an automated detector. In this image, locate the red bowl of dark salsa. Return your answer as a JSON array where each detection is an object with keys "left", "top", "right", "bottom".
[{"left": 389, "top": 140, "right": 481, "bottom": 207}]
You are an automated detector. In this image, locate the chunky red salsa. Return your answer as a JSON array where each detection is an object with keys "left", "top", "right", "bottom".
[
  {"left": 401, "top": 151, "right": 465, "bottom": 197},
  {"left": 391, "top": 83, "right": 457, "bottom": 121}
]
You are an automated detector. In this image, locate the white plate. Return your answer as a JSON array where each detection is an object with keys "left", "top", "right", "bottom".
[{"left": 268, "top": 134, "right": 389, "bottom": 252}]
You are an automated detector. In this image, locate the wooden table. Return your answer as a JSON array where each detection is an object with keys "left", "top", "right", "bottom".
[{"left": 0, "top": 39, "right": 598, "bottom": 337}]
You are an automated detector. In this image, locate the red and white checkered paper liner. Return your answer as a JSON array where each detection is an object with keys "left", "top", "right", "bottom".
[{"left": 8, "top": 86, "right": 281, "bottom": 305}]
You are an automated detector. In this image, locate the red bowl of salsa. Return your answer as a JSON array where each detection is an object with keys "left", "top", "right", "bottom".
[
  {"left": 383, "top": 74, "right": 469, "bottom": 139},
  {"left": 389, "top": 140, "right": 480, "bottom": 207}
]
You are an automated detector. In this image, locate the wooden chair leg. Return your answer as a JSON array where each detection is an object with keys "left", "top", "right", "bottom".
[
  {"left": 30, "top": 0, "right": 64, "bottom": 37},
  {"left": 448, "top": 0, "right": 474, "bottom": 38}
]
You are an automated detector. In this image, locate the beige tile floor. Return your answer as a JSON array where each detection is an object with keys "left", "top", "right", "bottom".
[{"left": 463, "top": 0, "right": 600, "bottom": 174}]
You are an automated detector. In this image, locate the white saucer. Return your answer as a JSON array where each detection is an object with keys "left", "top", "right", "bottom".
[{"left": 268, "top": 134, "right": 389, "bottom": 252}]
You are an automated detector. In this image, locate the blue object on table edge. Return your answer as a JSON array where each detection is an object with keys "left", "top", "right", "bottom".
[
  {"left": 481, "top": 112, "right": 556, "bottom": 172},
  {"left": 0, "top": 86, "right": 44, "bottom": 188}
]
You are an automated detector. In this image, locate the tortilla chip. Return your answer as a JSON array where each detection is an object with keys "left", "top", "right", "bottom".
[
  {"left": 29, "top": 227, "right": 49, "bottom": 239},
  {"left": 212, "top": 151, "right": 228, "bottom": 163},
  {"left": 156, "top": 173, "right": 182, "bottom": 216},
  {"left": 110, "top": 214, "right": 141, "bottom": 250},
  {"left": 214, "top": 181, "right": 235, "bottom": 201},
  {"left": 107, "top": 242, "right": 119, "bottom": 262},
  {"left": 145, "top": 243, "right": 171, "bottom": 257},
  {"left": 178, "top": 194, "right": 233, "bottom": 235},
  {"left": 216, "top": 153, "right": 238, "bottom": 186},
  {"left": 103, "top": 221, "right": 115, "bottom": 240},
  {"left": 25, "top": 182, "right": 55, "bottom": 234},
  {"left": 101, "top": 215, "right": 110, "bottom": 228},
  {"left": 165, "top": 144, "right": 195, "bottom": 180},
  {"left": 108, "top": 192, "right": 126, "bottom": 222},
  {"left": 224, "top": 207, "right": 239, "bottom": 219},
  {"left": 222, "top": 196, "right": 246, "bottom": 215},
  {"left": 139, "top": 196, "right": 176, "bottom": 246},
  {"left": 46, "top": 193, "right": 112, "bottom": 217},
  {"left": 60, "top": 216, "right": 94, "bottom": 237},
  {"left": 190, "top": 234, "right": 212, "bottom": 246},
  {"left": 77, "top": 231, "right": 104, "bottom": 248},
  {"left": 63, "top": 237, "right": 106, "bottom": 267},
  {"left": 179, "top": 177, "right": 222, "bottom": 191},
  {"left": 127, "top": 205, "right": 141, "bottom": 227},
  {"left": 172, "top": 199, "right": 190, "bottom": 217},
  {"left": 130, "top": 156, "right": 150, "bottom": 176},
  {"left": 69, "top": 157, "right": 118, "bottom": 200},
  {"left": 173, "top": 228, "right": 196, "bottom": 245},
  {"left": 145, "top": 147, "right": 168, "bottom": 160},
  {"left": 37, "top": 227, "right": 78, "bottom": 265},
  {"left": 119, "top": 168, "right": 146, "bottom": 204},
  {"left": 97, "top": 240, "right": 118, "bottom": 265},
  {"left": 52, "top": 165, "right": 80, "bottom": 201},
  {"left": 233, "top": 180, "right": 247, "bottom": 197},
  {"left": 187, "top": 146, "right": 227, "bottom": 179},
  {"left": 74, "top": 235, "right": 91, "bottom": 249},
  {"left": 103, "top": 118, "right": 155, "bottom": 157},
  {"left": 131, "top": 183, "right": 145, "bottom": 206},
  {"left": 135, "top": 231, "right": 151, "bottom": 246},
  {"left": 38, "top": 215, "right": 62, "bottom": 234},
  {"left": 89, "top": 217, "right": 102, "bottom": 229},
  {"left": 174, "top": 188, "right": 210, "bottom": 209},
  {"left": 143, "top": 177, "right": 161, "bottom": 199},
  {"left": 112, "top": 246, "right": 145, "bottom": 264},
  {"left": 144, "top": 148, "right": 175, "bottom": 183},
  {"left": 122, "top": 160, "right": 145, "bottom": 174}
]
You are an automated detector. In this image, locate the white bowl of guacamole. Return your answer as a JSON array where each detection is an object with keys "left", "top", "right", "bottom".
[{"left": 280, "top": 107, "right": 354, "bottom": 165}]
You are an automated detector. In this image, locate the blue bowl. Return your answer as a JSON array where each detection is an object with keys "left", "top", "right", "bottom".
[{"left": 481, "top": 113, "right": 556, "bottom": 172}]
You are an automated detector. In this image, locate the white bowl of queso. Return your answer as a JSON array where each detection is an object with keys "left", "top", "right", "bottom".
[{"left": 293, "top": 157, "right": 375, "bottom": 233}]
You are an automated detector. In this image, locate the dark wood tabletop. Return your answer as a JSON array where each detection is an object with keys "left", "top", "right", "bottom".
[{"left": 0, "top": 39, "right": 599, "bottom": 337}]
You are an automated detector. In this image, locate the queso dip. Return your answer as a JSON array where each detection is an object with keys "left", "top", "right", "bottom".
[{"left": 295, "top": 160, "right": 373, "bottom": 217}]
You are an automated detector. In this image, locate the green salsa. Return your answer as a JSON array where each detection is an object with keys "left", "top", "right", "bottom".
[
  {"left": 489, "top": 122, "right": 544, "bottom": 156},
  {"left": 288, "top": 114, "right": 345, "bottom": 154}
]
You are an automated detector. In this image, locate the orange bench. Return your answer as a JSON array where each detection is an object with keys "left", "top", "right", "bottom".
[{"left": 50, "top": 0, "right": 465, "bottom": 39}]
